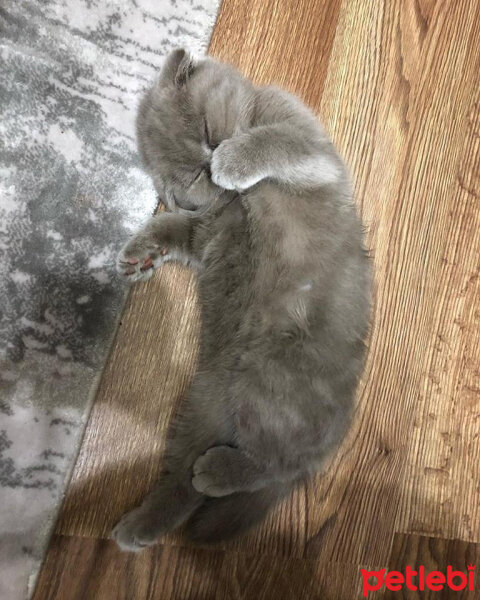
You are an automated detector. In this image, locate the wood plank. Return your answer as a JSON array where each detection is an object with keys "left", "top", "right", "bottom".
[
  {"left": 301, "top": 0, "right": 480, "bottom": 566},
  {"left": 33, "top": 534, "right": 365, "bottom": 600},
  {"left": 209, "top": 0, "right": 342, "bottom": 102},
  {"left": 384, "top": 533, "right": 480, "bottom": 599}
]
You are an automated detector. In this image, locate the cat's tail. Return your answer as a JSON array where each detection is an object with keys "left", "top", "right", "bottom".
[{"left": 185, "top": 483, "right": 291, "bottom": 543}]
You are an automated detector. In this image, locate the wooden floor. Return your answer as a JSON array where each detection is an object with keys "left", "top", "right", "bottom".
[{"left": 33, "top": 0, "right": 480, "bottom": 598}]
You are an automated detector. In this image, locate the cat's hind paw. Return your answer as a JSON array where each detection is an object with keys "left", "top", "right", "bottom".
[
  {"left": 192, "top": 446, "right": 239, "bottom": 497},
  {"left": 111, "top": 507, "right": 159, "bottom": 552}
]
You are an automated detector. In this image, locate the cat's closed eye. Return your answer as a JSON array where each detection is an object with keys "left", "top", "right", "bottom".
[{"left": 191, "top": 169, "right": 204, "bottom": 185}]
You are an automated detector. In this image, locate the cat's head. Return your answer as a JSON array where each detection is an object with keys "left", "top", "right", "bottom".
[{"left": 137, "top": 49, "right": 252, "bottom": 212}]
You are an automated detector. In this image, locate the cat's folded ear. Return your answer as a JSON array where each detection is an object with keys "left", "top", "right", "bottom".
[{"left": 160, "top": 48, "right": 195, "bottom": 88}]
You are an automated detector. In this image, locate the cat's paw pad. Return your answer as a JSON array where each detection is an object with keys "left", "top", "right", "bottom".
[
  {"left": 111, "top": 507, "right": 159, "bottom": 552},
  {"left": 192, "top": 447, "right": 237, "bottom": 497},
  {"left": 116, "top": 241, "right": 168, "bottom": 282},
  {"left": 211, "top": 139, "right": 262, "bottom": 191}
]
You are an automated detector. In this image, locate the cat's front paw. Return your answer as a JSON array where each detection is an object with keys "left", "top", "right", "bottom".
[
  {"left": 111, "top": 507, "right": 159, "bottom": 552},
  {"left": 211, "top": 137, "right": 263, "bottom": 191},
  {"left": 117, "top": 235, "right": 169, "bottom": 283}
]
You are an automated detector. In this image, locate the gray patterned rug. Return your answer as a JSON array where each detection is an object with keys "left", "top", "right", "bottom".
[{"left": 0, "top": 1, "right": 220, "bottom": 597}]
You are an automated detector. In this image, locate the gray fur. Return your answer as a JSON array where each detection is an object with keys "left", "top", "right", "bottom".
[{"left": 112, "top": 49, "right": 371, "bottom": 551}]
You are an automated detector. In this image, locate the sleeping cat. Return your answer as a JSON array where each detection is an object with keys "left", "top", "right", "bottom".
[{"left": 112, "top": 49, "right": 371, "bottom": 551}]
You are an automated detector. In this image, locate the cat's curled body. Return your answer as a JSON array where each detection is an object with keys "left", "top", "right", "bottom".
[{"left": 113, "top": 49, "right": 371, "bottom": 551}]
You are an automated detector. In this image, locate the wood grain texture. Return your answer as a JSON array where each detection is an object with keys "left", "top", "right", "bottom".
[
  {"left": 385, "top": 533, "right": 480, "bottom": 599},
  {"left": 34, "top": 0, "right": 480, "bottom": 598},
  {"left": 306, "top": 0, "right": 480, "bottom": 567},
  {"left": 33, "top": 534, "right": 364, "bottom": 600}
]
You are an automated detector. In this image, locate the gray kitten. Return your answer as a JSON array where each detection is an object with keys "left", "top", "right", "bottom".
[{"left": 112, "top": 49, "right": 371, "bottom": 551}]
